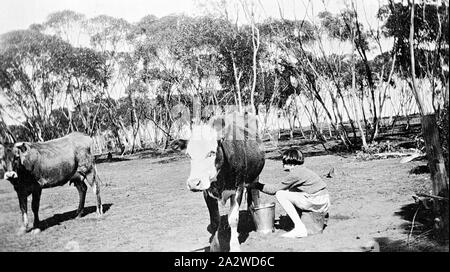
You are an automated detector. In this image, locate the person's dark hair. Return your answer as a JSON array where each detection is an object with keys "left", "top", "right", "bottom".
[{"left": 282, "top": 148, "right": 304, "bottom": 166}]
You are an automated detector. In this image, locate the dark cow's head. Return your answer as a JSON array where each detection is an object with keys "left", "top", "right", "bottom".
[
  {"left": 171, "top": 124, "right": 224, "bottom": 192},
  {"left": 0, "top": 142, "right": 30, "bottom": 181}
]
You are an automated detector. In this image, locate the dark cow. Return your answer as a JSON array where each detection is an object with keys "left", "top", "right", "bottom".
[
  {"left": 172, "top": 113, "right": 265, "bottom": 251},
  {"left": 0, "top": 132, "right": 102, "bottom": 235}
]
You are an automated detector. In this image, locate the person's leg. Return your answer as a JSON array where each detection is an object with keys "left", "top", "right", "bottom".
[{"left": 275, "top": 190, "right": 308, "bottom": 238}]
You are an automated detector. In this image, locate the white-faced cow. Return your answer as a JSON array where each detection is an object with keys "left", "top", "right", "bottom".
[
  {"left": 0, "top": 132, "right": 102, "bottom": 235},
  {"left": 172, "top": 113, "right": 265, "bottom": 252}
]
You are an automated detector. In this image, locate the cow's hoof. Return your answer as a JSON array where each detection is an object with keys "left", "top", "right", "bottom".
[
  {"left": 31, "top": 228, "right": 41, "bottom": 235},
  {"left": 96, "top": 206, "right": 103, "bottom": 216},
  {"left": 16, "top": 227, "right": 27, "bottom": 236}
]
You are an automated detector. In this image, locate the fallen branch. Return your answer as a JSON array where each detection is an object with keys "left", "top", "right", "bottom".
[
  {"left": 416, "top": 193, "right": 449, "bottom": 202},
  {"left": 400, "top": 153, "right": 427, "bottom": 163},
  {"left": 372, "top": 152, "right": 414, "bottom": 158},
  {"left": 407, "top": 204, "right": 420, "bottom": 247}
]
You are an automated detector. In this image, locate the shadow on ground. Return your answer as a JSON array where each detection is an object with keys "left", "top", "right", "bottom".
[
  {"left": 386, "top": 202, "right": 449, "bottom": 251},
  {"left": 395, "top": 202, "right": 435, "bottom": 235},
  {"left": 374, "top": 237, "right": 448, "bottom": 252},
  {"left": 275, "top": 215, "right": 294, "bottom": 231},
  {"left": 201, "top": 210, "right": 256, "bottom": 252},
  {"left": 95, "top": 157, "right": 130, "bottom": 164},
  {"left": 39, "top": 203, "right": 112, "bottom": 231}
]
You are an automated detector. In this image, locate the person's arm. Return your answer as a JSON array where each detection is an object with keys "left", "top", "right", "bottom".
[
  {"left": 250, "top": 173, "right": 300, "bottom": 195},
  {"left": 257, "top": 182, "right": 290, "bottom": 195},
  {"left": 247, "top": 180, "right": 290, "bottom": 195}
]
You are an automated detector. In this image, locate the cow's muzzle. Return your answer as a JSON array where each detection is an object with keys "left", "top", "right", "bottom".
[
  {"left": 187, "top": 178, "right": 210, "bottom": 191},
  {"left": 4, "top": 171, "right": 18, "bottom": 180}
]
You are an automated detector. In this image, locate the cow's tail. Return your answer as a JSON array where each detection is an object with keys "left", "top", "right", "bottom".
[
  {"left": 89, "top": 138, "right": 103, "bottom": 186},
  {"left": 90, "top": 138, "right": 103, "bottom": 215},
  {"left": 92, "top": 163, "right": 104, "bottom": 186},
  {"left": 92, "top": 163, "right": 103, "bottom": 215}
]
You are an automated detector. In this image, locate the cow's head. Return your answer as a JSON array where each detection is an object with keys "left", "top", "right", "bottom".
[
  {"left": 171, "top": 124, "right": 223, "bottom": 192},
  {"left": 0, "top": 142, "right": 30, "bottom": 181}
]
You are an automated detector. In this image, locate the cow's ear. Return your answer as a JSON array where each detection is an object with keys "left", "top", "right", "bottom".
[
  {"left": 15, "top": 142, "right": 29, "bottom": 153},
  {"left": 170, "top": 139, "right": 188, "bottom": 151}
]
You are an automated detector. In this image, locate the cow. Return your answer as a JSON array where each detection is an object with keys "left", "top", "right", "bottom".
[
  {"left": 0, "top": 132, "right": 103, "bottom": 235},
  {"left": 171, "top": 113, "right": 265, "bottom": 251}
]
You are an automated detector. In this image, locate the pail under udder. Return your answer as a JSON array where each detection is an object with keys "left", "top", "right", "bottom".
[{"left": 250, "top": 202, "right": 276, "bottom": 234}]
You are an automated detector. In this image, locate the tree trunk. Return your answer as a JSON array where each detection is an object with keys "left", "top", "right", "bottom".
[
  {"left": 409, "top": 0, "right": 425, "bottom": 115},
  {"left": 129, "top": 92, "right": 139, "bottom": 154},
  {"left": 374, "top": 54, "right": 397, "bottom": 140},
  {"left": 409, "top": 0, "right": 448, "bottom": 239},
  {"left": 421, "top": 114, "right": 449, "bottom": 240},
  {"left": 231, "top": 55, "right": 243, "bottom": 113},
  {"left": 351, "top": 39, "right": 368, "bottom": 149},
  {"left": 250, "top": 24, "right": 259, "bottom": 114}
]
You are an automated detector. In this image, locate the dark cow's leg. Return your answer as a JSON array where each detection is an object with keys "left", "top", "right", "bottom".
[
  {"left": 228, "top": 187, "right": 243, "bottom": 252},
  {"left": 203, "top": 190, "right": 220, "bottom": 235},
  {"left": 31, "top": 186, "right": 42, "bottom": 234},
  {"left": 16, "top": 192, "right": 28, "bottom": 235},
  {"left": 72, "top": 175, "right": 87, "bottom": 218},
  {"left": 247, "top": 177, "right": 261, "bottom": 209}
]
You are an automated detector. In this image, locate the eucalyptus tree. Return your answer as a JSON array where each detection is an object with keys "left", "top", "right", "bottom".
[
  {"left": 258, "top": 18, "right": 355, "bottom": 146},
  {"left": 0, "top": 105, "right": 15, "bottom": 143},
  {"left": 180, "top": 16, "right": 256, "bottom": 113},
  {"left": 0, "top": 30, "right": 73, "bottom": 141},
  {"left": 130, "top": 15, "right": 194, "bottom": 147},
  {"left": 378, "top": 0, "right": 449, "bottom": 112},
  {"left": 43, "top": 10, "right": 86, "bottom": 46},
  {"left": 65, "top": 47, "right": 109, "bottom": 135},
  {"left": 82, "top": 15, "right": 133, "bottom": 153},
  {"left": 317, "top": 10, "right": 369, "bottom": 147}
]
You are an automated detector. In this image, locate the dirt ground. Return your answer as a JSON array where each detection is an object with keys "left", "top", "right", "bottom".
[{"left": 0, "top": 148, "right": 448, "bottom": 252}]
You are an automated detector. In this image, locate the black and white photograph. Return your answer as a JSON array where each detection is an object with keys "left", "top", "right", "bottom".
[{"left": 0, "top": 0, "right": 448, "bottom": 256}]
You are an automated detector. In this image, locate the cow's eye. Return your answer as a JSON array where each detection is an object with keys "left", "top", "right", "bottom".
[{"left": 206, "top": 151, "right": 216, "bottom": 158}]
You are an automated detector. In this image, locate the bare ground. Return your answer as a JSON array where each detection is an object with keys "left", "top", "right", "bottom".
[{"left": 0, "top": 149, "right": 448, "bottom": 252}]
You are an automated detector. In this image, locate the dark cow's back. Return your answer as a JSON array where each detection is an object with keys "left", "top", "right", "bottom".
[
  {"left": 1, "top": 132, "right": 103, "bottom": 233},
  {"left": 21, "top": 132, "right": 94, "bottom": 188},
  {"left": 210, "top": 113, "right": 265, "bottom": 194}
]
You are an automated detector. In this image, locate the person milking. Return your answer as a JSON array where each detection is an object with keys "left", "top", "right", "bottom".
[{"left": 249, "top": 148, "right": 330, "bottom": 238}]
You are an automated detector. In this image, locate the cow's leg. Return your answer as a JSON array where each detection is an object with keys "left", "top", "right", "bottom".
[
  {"left": 72, "top": 175, "right": 87, "bottom": 218},
  {"left": 203, "top": 190, "right": 220, "bottom": 235},
  {"left": 16, "top": 192, "right": 28, "bottom": 235},
  {"left": 31, "top": 187, "right": 42, "bottom": 234},
  {"left": 92, "top": 165, "right": 103, "bottom": 216},
  {"left": 82, "top": 164, "right": 103, "bottom": 216},
  {"left": 228, "top": 187, "right": 243, "bottom": 252},
  {"left": 247, "top": 177, "right": 261, "bottom": 210}
]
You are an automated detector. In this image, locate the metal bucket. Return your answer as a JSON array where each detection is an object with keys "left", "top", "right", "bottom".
[{"left": 250, "top": 202, "right": 276, "bottom": 234}]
